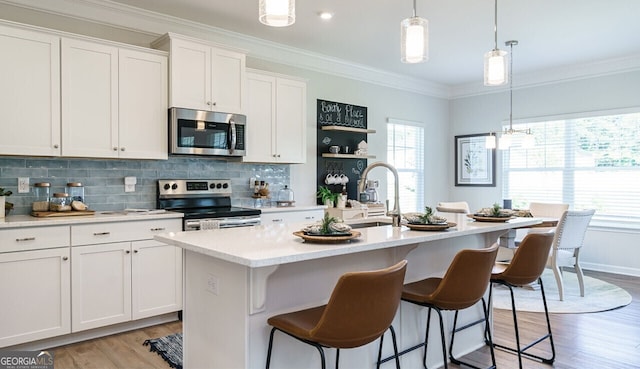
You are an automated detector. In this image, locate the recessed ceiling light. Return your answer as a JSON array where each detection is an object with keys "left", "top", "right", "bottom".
[{"left": 319, "top": 11, "right": 333, "bottom": 20}]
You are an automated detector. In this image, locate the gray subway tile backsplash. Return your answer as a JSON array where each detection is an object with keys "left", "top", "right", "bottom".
[{"left": 1, "top": 156, "right": 289, "bottom": 215}]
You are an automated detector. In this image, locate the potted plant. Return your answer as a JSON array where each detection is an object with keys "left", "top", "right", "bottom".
[
  {"left": 316, "top": 186, "right": 339, "bottom": 207},
  {"left": 0, "top": 187, "right": 13, "bottom": 217}
]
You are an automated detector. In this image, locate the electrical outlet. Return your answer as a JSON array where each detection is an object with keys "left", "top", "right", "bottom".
[
  {"left": 18, "top": 177, "right": 29, "bottom": 193},
  {"left": 249, "top": 177, "right": 257, "bottom": 189},
  {"left": 206, "top": 274, "right": 219, "bottom": 295}
]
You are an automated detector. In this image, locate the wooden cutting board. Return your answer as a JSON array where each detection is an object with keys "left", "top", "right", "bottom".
[{"left": 31, "top": 210, "right": 96, "bottom": 217}]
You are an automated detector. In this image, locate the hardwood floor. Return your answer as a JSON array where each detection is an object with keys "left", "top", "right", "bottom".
[{"left": 50, "top": 270, "right": 639, "bottom": 368}]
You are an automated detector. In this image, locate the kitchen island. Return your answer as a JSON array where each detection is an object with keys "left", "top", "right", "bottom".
[{"left": 155, "top": 214, "right": 540, "bottom": 369}]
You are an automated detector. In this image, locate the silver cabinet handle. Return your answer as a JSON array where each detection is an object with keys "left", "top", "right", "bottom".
[
  {"left": 53, "top": 144, "right": 59, "bottom": 149},
  {"left": 93, "top": 232, "right": 110, "bottom": 236},
  {"left": 126, "top": 250, "right": 130, "bottom": 254},
  {"left": 150, "top": 227, "right": 166, "bottom": 231},
  {"left": 120, "top": 147, "right": 125, "bottom": 151},
  {"left": 134, "top": 250, "right": 138, "bottom": 253},
  {"left": 62, "top": 256, "right": 69, "bottom": 261},
  {"left": 113, "top": 147, "right": 118, "bottom": 151},
  {"left": 16, "top": 237, "right": 36, "bottom": 242}
]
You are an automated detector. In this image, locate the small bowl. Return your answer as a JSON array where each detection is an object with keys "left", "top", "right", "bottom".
[{"left": 329, "top": 146, "right": 340, "bottom": 154}]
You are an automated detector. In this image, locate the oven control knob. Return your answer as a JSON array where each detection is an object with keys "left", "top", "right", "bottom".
[
  {"left": 216, "top": 183, "right": 222, "bottom": 189},
  {"left": 163, "top": 183, "right": 171, "bottom": 190},
  {"left": 171, "top": 183, "right": 178, "bottom": 190},
  {"left": 222, "top": 183, "right": 229, "bottom": 189},
  {"left": 209, "top": 183, "right": 216, "bottom": 189}
]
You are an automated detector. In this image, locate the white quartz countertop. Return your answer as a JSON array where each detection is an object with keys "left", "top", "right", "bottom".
[
  {"left": 155, "top": 214, "right": 541, "bottom": 268},
  {"left": 252, "top": 205, "right": 326, "bottom": 214},
  {"left": 0, "top": 211, "right": 183, "bottom": 229}
]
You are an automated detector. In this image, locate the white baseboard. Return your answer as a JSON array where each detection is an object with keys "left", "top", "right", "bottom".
[
  {"left": 4, "top": 312, "right": 180, "bottom": 351},
  {"left": 583, "top": 262, "right": 640, "bottom": 278}
]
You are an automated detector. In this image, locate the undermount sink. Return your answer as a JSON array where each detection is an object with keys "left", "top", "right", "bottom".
[{"left": 349, "top": 220, "right": 393, "bottom": 229}]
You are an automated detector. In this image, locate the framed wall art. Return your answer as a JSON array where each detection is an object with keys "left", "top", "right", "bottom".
[{"left": 454, "top": 133, "right": 496, "bottom": 186}]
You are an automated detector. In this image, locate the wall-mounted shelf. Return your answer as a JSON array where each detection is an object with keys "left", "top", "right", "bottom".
[
  {"left": 321, "top": 153, "right": 376, "bottom": 159},
  {"left": 321, "top": 125, "right": 376, "bottom": 134}
]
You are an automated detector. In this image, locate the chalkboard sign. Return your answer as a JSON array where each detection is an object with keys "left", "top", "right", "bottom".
[{"left": 317, "top": 99, "right": 367, "bottom": 129}]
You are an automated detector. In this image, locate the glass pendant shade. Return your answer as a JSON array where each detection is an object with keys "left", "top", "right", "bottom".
[
  {"left": 401, "top": 17, "right": 428, "bottom": 63},
  {"left": 259, "top": 0, "right": 295, "bottom": 27},
  {"left": 485, "top": 134, "right": 496, "bottom": 149},
  {"left": 522, "top": 133, "right": 535, "bottom": 148},
  {"left": 484, "top": 49, "right": 508, "bottom": 86},
  {"left": 499, "top": 133, "right": 512, "bottom": 150}
]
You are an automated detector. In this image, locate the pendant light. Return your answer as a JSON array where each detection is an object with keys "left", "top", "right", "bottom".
[
  {"left": 259, "top": 0, "right": 295, "bottom": 27},
  {"left": 484, "top": 0, "right": 508, "bottom": 86},
  {"left": 401, "top": 0, "right": 428, "bottom": 63},
  {"left": 498, "top": 40, "right": 534, "bottom": 150}
]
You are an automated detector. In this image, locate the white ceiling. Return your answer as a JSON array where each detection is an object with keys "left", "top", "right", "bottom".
[{"left": 109, "top": 0, "right": 640, "bottom": 86}]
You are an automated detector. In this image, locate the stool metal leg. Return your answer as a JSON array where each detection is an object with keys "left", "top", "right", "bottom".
[{"left": 265, "top": 327, "right": 327, "bottom": 369}]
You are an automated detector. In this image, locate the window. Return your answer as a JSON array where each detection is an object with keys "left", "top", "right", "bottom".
[
  {"left": 501, "top": 109, "right": 640, "bottom": 229},
  {"left": 387, "top": 119, "right": 425, "bottom": 213}
]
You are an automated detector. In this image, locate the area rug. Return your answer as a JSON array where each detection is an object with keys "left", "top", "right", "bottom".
[
  {"left": 492, "top": 269, "right": 632, "bottom": 314},
  {"left": 143, "top": 333, "right": 183, "bottom": 369}
]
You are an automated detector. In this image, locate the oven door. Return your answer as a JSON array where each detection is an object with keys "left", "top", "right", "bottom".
[
  {"left": 184, "top": 216, "right": 261, "bottom": 231},
  {"left": 170, "top": 107, "right": 246, "bottom": 156}
]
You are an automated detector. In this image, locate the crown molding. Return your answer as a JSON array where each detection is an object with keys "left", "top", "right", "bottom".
[
  {"left": 450, "top": 54, "right": 640, "bottom": 99},
  {"left": 0, "top": 0, "right": 451, "bottom": 98}
]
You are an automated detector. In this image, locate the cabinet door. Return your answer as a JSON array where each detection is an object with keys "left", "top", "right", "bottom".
[
  {"left": 211, "top": 47, "right": 246, "bottom": 114},
  {"left": 0, "top": 248, "right": 70, "bottom": 347},
  {"left": 0, "top": 25, "right": 60, "bottom": 156},
  {"left": 71, "top": 242, "right": 131, "bottom": 332},
  {"left": 131, "top": 240, "right": 183, "bottom": 320},
  {"left": 275, "top": 78, "right": 307, "bottom": 163},
  {"left": 169, "top": 38, "right": 211, "bottom": 110},
  {"left": 244, "top": 72, "right": 276, "bottom": 162},
  {"left": 61, "top": 38, "right": 119, "bottom": 158},
  {"left": 119, "top": 49, "right": 168, "bottom": 159},
  {"left": 261, "top": 209, "right": 323, "bottom": 225}
]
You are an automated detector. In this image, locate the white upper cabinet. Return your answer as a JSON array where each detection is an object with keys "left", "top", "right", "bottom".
[
  {"left": 61, "top": 38, "right": 168, "bottom": 159},
  {"left": 153, "top": 34, "right": 246, "bottom": 114},
  {"left": 244, "top": 70, "right": 306, "bottom": 163},
  {"left": 62, "top": 38, "right": 119, "bottom": 158},
  {"left": 0, "top": 25, "right": 61, "bottom": 156},
  {"left": 118, "top": 49, "right": 168, "bottom": 160}
]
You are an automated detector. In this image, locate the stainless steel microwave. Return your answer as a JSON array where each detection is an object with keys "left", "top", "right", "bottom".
[{"left": 169, "top": 107, "right": 246, "bottom": 157}]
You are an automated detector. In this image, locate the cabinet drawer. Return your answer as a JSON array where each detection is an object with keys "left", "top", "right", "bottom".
[
  {"left": 0, "top": 226, "right": 71, "bottom": 253},
  {"left": 71, "top": 219, "right": 181, "bottom": 246}
]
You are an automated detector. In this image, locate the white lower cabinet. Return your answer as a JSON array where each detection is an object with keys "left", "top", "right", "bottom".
[
  {"left": 261, "top": 208, "right": 324, "bottom": 225},
  {"left": 0, "top": 247, "right": 71, "bottom": 347},
  {"left": 71, "top": 219, "right": 183, "bottom": 332}
]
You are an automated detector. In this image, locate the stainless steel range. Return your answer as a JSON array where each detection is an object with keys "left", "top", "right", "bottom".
[{"left": 157, "top": 179, "right": 261, "bottom": 231}]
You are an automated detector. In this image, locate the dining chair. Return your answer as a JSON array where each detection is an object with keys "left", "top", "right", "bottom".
[
  {"left": 489, "top": 233, "right": 556, "bottom": 368},
  {"left": 513, "top": 202, "right": 569, "bottom": 246},
  {"left": 396, "top": 245, "right": 498, "bottom": 369},
  {"left": 265, "top": 260, "right": 408, "bottom": 369},
  {"left": 547, "top": 209, "right": 595, "bottom": 301},
  {"left": 436, "top": 201, "right": 470, "bottom": 214}
]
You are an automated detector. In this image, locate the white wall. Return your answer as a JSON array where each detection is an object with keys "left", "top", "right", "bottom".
[{"left": 450, "top": 71, "right": 640, "bottom": 276}]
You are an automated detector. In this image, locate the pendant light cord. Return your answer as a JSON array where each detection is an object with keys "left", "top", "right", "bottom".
[
  {"left": 509, "top": 41, "right": 513, "bottom": 130},
  {"left": 493, "top": 0, "right": 498, "bottom": 50},
  {"left": 413, "top": 0, "right": 417, "bottom": 17}
]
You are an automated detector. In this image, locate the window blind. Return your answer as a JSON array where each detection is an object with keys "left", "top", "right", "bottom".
[
  {"left": 387, "top": 120, "right": 425, "bottom": 213},
  {"left": 502, "top": 110, "right": 640, "bottom": 229}
]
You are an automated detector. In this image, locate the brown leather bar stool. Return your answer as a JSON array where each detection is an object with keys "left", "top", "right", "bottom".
[
  {"left": 392, "top": 245, "right": 499, "bottom": 369},
  {"left": 265, "top": 260, "right": 407, "bottom": 369},
  {"left": 488, "top": 232, "right": 556, "bottom": 368}
]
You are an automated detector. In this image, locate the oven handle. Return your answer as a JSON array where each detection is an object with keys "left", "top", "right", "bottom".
[
  {"left": 228, "top": 118, "right": 236, "bottom": 154},
  {"left": 218, "top": 217, "right": 261, "bottom": 228}
]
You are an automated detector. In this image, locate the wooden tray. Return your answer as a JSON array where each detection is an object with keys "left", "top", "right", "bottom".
[
  {"left": 467, "top": 214, "right": 515, "bottom": 222},
  {"left": 293, "top": 230, "right": 361, "bottom": 244},
  {"left": 31, "top": 210, "right": 96, "bottom": 217},
  {"left": 405, "top": 222, "right": 457, "bottom": 231}
]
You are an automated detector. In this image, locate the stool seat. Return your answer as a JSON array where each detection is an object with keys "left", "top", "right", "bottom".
[
  {"left": 387, "top": 245, "right": 498, "bottom": 369},
  {"left": 266, "top": 260, "right": 408, "bottom": 369},
  {"left": 489, "top": 232, "right": 556, "bottom": 368}
]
